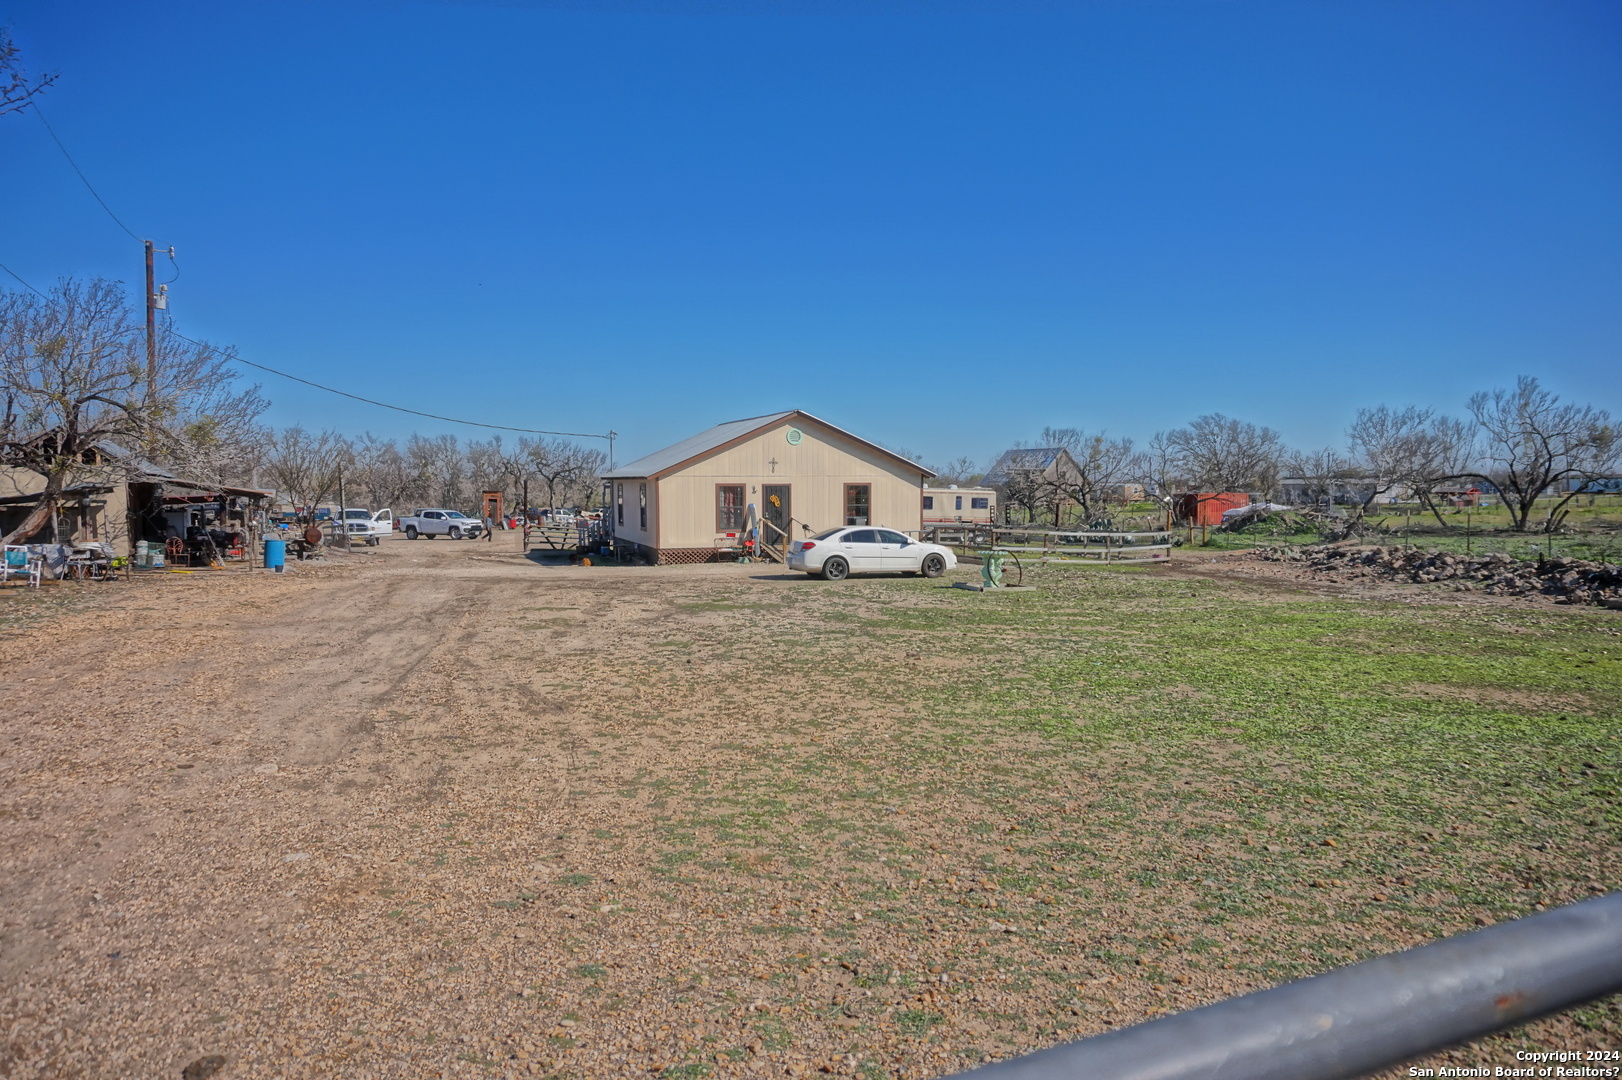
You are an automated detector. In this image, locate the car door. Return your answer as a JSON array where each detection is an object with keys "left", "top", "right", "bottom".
[
  {"left": 374, "top": 509, "right": 392, "bottom": 535},
  {"left": 424, "top": 510, "right": 444, "bottom": 533},
  {"left": 839, "top": 529, "right": 883, "bottom": 572},
  {"left": 875, "top": 529, "right": 915, "bottom": 571}
]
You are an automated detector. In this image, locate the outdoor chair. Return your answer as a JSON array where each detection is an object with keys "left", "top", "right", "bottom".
[{"left": 2, "top": 545, "right": 43, "bottom": 588}]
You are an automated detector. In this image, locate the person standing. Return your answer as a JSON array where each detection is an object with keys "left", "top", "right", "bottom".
[{"left": 483, "top": 512, "right": 495, "bottom": 542}]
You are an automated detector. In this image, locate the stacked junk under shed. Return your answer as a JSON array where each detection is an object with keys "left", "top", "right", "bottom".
[{"left": 0, "top": 442, "right": 272, "bottom": 583}]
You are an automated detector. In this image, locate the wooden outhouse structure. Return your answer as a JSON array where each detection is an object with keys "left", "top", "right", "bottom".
[{"left": 603, "top": 411, "right": 933, "bottom": 564}]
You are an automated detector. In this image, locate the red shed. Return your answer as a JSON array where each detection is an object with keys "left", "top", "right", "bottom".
[{"left": 1175, "top": 492, "right": 1250, "bottom": 527}]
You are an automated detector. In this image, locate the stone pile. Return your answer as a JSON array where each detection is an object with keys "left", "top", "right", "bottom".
[{"left": 1251, "top": 544, "right": 1622, "bottom": 605}]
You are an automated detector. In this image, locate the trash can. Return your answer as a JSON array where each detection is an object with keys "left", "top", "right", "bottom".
[{"left": 264, "top": 538, "right": 286, "bottom": 573}]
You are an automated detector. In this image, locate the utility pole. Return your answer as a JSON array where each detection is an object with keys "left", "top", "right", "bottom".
[
  {"left": 144, "top": 241, "right": 155, "bottom": 403},
  {"left": 143, "top": 241, "right": 173, "bottom": 405},
  {"left": 337, "top": 468, "right": 350, "bottom": 550},
  {"left": 608, "top": 429, "right": 617, "bottom": 470}
]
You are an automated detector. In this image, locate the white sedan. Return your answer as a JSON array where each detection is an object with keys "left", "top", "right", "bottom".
[{"left": 788, "top": 527, "right": 958, "bottom": 581}]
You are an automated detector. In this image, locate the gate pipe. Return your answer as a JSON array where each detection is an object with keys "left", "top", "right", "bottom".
[{"left": 951, "top": 891, "right": 1622, "bottom": 1080}]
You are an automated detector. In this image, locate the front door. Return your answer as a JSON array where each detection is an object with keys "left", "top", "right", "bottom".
[{"left": 762, "top": 485, "right": 791, "bottom": 550}]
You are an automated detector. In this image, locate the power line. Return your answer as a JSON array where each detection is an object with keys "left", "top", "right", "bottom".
[
  {"left": 0, "top": 259, "right": 609, "bottom": 440},
  {"left": 174, "top": 330, "right": 611, "bottom": 440},
  {"left": 10, "top": 109, "right": 613, "bottom": 441},
  {"left": 0, "top": 260, "right": 48, "bottom": 297},
  {"left": 33, "top": 107, "right": 144, "bottom": 243}
]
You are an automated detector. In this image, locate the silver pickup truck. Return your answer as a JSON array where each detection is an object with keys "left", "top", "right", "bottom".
[{"left": 398, "top": 509, "right": 484, "bottom": 540}]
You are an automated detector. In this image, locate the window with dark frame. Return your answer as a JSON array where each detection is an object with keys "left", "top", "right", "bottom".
[
  {"left": 922, "top": 496, "right": 934, "bottom": 510},
  {"left": 717, "top": 484, "right": 745, "bottom": 531},
  {"left": 639, "top": 483, "right": 647, "bottom": 530},
  {"left": 616, "top": 483, "right": 624, "bottom": 526},
  {"left": 955, "top": 495, "right": 963, "bottom": 511},
  {"left": 971, "top": 497, "right": 989, "bottom": 510},
  {"left": 844, "top": 484, "right": 870, "bottom": 526}
]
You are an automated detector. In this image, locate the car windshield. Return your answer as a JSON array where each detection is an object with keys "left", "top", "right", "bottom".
[
  {"left": 812, "top": 527, "right": 849, "bottom": 540},
  {"left": 344, "top": 510, "right": 369, "bottom": 519}
]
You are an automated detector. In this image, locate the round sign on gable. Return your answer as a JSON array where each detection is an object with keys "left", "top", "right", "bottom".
[{"left": 785, "top": 428, "right": 803, "bottom": 445}]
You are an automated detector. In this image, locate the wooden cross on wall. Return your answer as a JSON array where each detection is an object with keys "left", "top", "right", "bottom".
[{"left": 767, "top": 457, "right": 779, "bottom": 473}]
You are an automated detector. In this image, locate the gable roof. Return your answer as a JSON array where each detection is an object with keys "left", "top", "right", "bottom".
[
  {"left": 603, "top": 410, "right": 934, "bottom": 480},
  {"left": 984, "top": 447, "right": 1071, "bottom": 484}
]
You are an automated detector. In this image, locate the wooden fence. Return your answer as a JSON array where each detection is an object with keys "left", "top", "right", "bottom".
[{"left": 921, "top": 525, "right": 1176, "bottom": 565}]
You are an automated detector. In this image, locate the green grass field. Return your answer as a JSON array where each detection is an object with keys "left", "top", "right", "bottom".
[{"left": 567, "top": 559, "right": 1622, "bottom": 1070}]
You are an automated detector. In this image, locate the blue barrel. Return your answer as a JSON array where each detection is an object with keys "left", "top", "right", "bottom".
[{"left": 264, "top": 539, "right": 286, "bottom": 570}]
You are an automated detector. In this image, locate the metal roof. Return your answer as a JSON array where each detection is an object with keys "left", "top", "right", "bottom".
[
  {"left": 983, "top": 447, "right": 1064, "bottom": 484},
  {"left": 603, "top": 410, "right": 933, "bottom": 480}
]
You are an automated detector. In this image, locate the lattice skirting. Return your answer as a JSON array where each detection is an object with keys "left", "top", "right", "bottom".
[{"left": 655, "top": 547, "right": 731, "bottom": 565}]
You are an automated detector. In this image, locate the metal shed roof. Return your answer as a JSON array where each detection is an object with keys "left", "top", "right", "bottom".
[
  {"left": 603, "top": 411, "right": 933, "bottom": 480},
  {"left": 984, "top": 447, "right": 1065, "bottom": 484}
]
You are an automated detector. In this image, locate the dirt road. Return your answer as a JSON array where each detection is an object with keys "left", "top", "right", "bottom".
[
  {"left": 2, "top": 535, "right": 1614, "bottom": 1079},
  {"left": 5, "top": 535, "right": 996, "bottom": 1079}
]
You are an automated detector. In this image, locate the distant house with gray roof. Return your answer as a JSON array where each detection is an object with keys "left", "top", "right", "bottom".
[
  {"left": 984, "top": 447, "right": 1085, "bottom": 524},
  {"left": 602, "top": 411, "right": 933, "bottom": 564}
]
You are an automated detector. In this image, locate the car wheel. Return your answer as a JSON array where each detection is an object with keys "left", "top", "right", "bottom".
[
  {"left": 405, "top": 526, "right": 418, "bottom": 539},
  {"left": 367, "top": 536, "right": 379, "bottom": 547},
  {"left": 821, "top": 556, "right": 850, "bottom": 581},
  {"left": 921, "top": 553, "right": 946, "bottom": 578},
  {"left": 449, "top": 526, "right": 463, "bottom": 540}
]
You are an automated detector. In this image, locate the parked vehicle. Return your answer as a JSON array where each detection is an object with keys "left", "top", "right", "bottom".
[
  {"left": 398, "top": 509, "right": 484, "bottom": 540},
  {"left": 340, "top": 508, "right": 393, "bottom": 545},
  {"left": 787, "top": 526, "right": 957, "bottom": 581}
]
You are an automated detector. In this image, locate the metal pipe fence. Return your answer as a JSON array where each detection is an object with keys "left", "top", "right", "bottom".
[
  {"left": 950, "top": 891, "right": 1622, "bottom": 1080},
  {"left": 924, "top": 526, "right": 1177, "bottom": 565}
]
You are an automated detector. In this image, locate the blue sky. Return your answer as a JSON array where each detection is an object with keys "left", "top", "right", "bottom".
[{"left": 3, "top": 0, "right": 1618, "bottom": 469}]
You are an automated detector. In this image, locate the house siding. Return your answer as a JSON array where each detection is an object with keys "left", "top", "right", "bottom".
[{"left": 646, "top": 418, "right": 925, "bottom": 554}]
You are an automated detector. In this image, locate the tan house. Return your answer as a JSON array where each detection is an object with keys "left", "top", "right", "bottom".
[{"left": 603, "top": 411, "right": 933, "bottom": 564}]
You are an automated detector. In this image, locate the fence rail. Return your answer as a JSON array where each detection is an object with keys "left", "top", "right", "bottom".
[
  {"left": 925, "top": 526, "right": 1176, "bottom": 564},
  {"left": 950, "top": 890, "right": 1622, "bottom": 1080}
]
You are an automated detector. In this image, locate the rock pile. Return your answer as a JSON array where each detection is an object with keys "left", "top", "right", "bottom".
[{"left": 1250, "top": 545, "right": 1622, "bottom": 605}]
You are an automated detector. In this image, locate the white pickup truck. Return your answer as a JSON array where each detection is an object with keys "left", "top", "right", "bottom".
[
  {"left": 399, "top": 509, "right": 484, "bottom": 540},
  {"left": 340, "top": 508, "right": 393, "bottom": 545}
]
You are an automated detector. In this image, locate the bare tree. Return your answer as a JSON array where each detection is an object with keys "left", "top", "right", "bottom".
[
  {"left": 151, "top": 338, "right": 271, "bottom": 488},
  {"left": 261, "top": 427, "right": 351, "bottom": 514},
  {"left": 1, "top": 28, "right": 55, "bottom": 117},
  {"left": 522, "top": 437, "right": 605, "bottom": 510},
  {"left": 405, "top": 434, "right": 464, "bottom": 510},
  {"left": 1041, "top": 427, "right": 1134, "bottom": 522},
  {"left": 1284, "top": 446, "right": 1352, "bottom": 511},
  {"left": 1347, "top": 405, "right": 1432, "bottom": 515},
  {"left": 929, "top": 456, "right": 982, "bottom": 486},
  {"left": 1128, "top": 430, "right": 1182, "bottom": 513},
  {"left": 1462, "top": 376, "right": 1618, "bottom": 532},
  {"left": 350, "top": 434, "right": 415, "bottom": 510},
  {"left": 0, "top": 279, "right": 264, "bottom": 544},
  {"left": 1160, "top": 413, "right": 1285, "bottom": 496},
  {"left": 1407, "top": 415, "right": 1475, "bottom": 525},
  {"left": 1346, "top": 405, "right": 1474, "bottom": 526}
]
